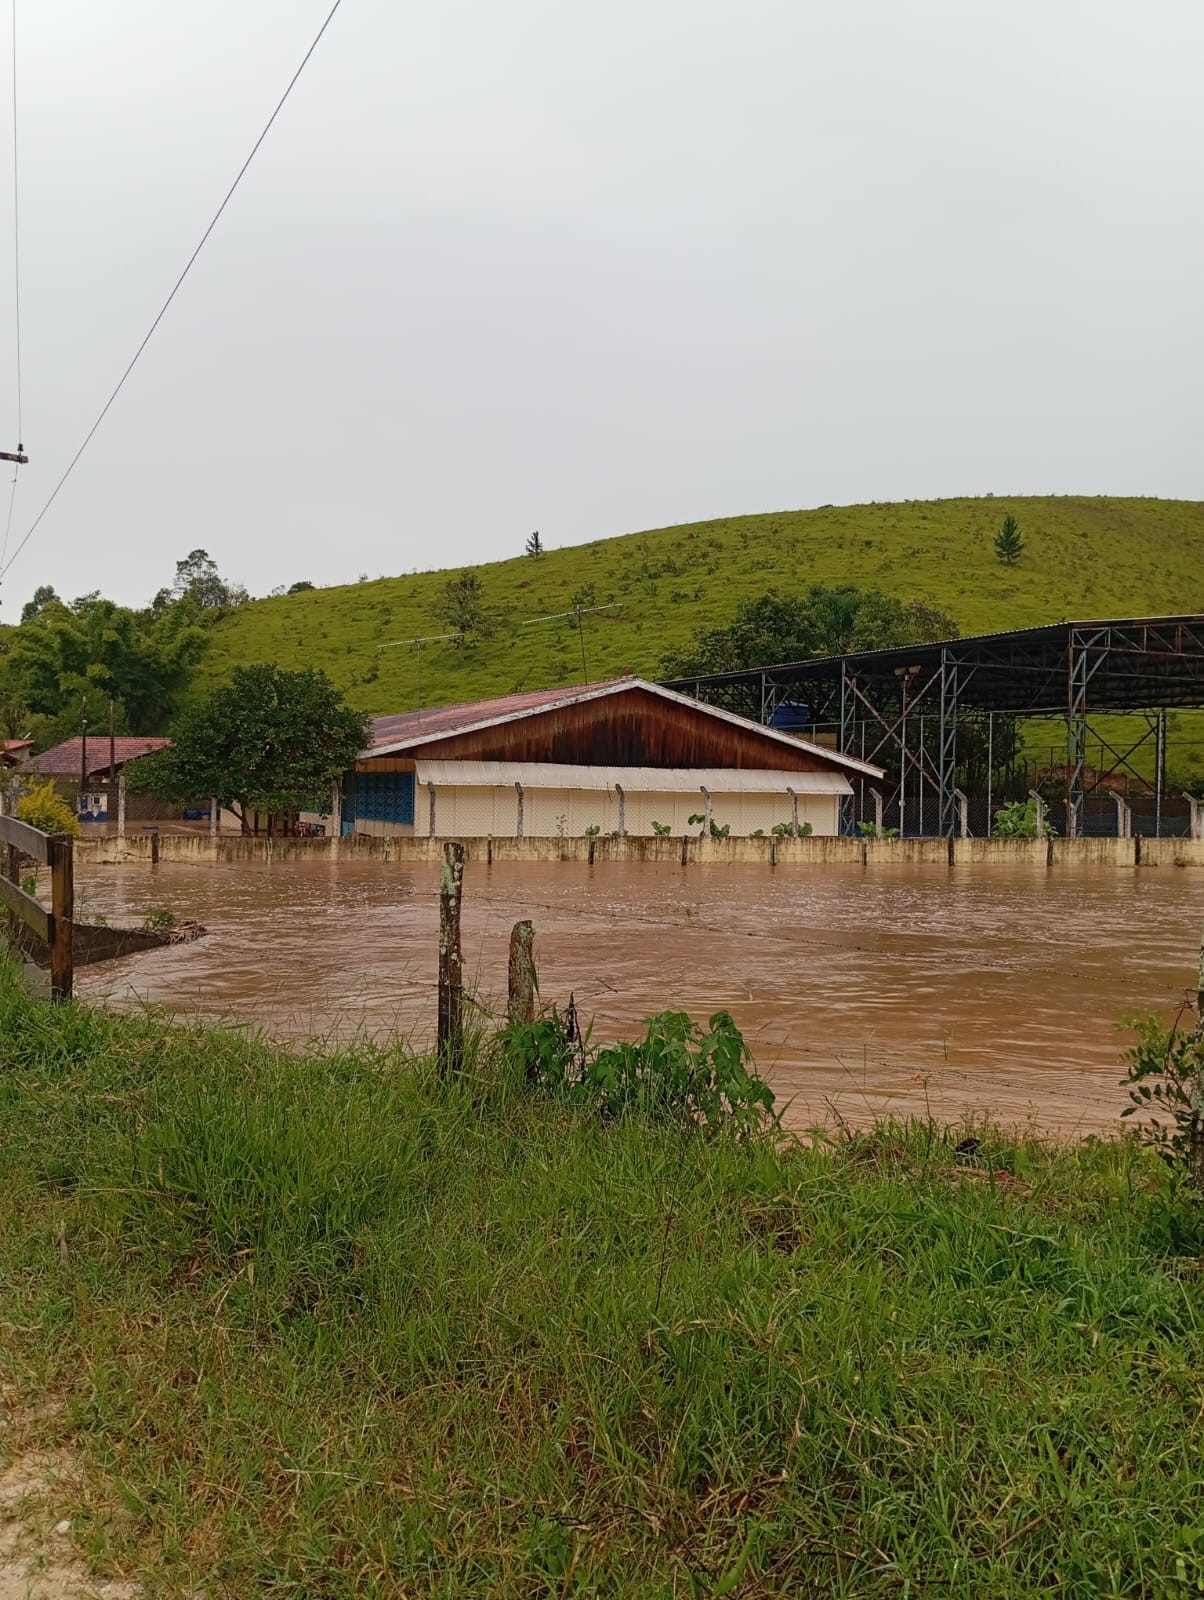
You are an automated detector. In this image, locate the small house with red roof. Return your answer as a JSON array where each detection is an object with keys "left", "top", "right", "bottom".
[
  {"left": 16, "top": 736, "right": 173, "bottom": 824},
  {"left": 341, "top": 676, "right": 881, "bottom": 839}
]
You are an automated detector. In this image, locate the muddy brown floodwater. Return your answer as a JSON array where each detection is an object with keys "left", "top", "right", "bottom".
[{"left": 75, "top": 859, "right": 1203, "bottom": 1135}]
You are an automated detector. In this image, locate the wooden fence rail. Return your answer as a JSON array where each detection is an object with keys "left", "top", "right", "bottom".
[{"left": 0, "top": 815, "right": 74, "bottom": 1001}]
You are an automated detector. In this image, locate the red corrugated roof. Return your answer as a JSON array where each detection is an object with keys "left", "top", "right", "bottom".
[
  {"left": 369, "top": 680, "right": 629, "bottom": 747},
  {"left": 21, "top": 736, "right": 172, "bottom": 777}
]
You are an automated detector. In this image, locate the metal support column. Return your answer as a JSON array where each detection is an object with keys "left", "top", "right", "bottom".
[
  {"left": 1066, "top": 631, "right": 1089, "bottom": 840},
  {"left": 839, "top": 663, "right": 856, "bottom": 834},
  {"left": 937, "top": 648, "right": 960, "bottom": 837}
]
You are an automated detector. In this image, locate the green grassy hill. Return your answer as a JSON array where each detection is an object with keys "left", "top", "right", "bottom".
[{"left": 198, "top": 496, "right": 1204, "bottom": 716}]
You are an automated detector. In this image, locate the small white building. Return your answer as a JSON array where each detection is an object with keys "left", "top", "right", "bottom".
[{"left": 340, "top": 677, "right": 881, "bottom": 839}]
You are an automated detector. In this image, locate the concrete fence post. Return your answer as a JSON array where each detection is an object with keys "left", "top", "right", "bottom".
[
  {"left": 1184, "top": 792, "right": 1202, "bottom": 841},
  {"left": 1028, "top": 789, "right": 1046, "bottom": 837},
  {"left": 437, "top": 841, "right": 465, "bottom": 1073},
  {"left": 786, "top": 786, "right": 799, "bottom": 835},
  {"left": 515, "top": 782, "right": 524, "bottom": 842},
  {"left": 117, "top": 772, "right": 127, "bottom": 840},
  {"left": 701, "top": 785, "right": 712, "bottom": 836},
  {"left": 1111, "top": 790, "right": 1132, "bottom": 840},
  {"left": 328, "top": 783, "right": 341, "bottom": 841},
  {"left": 870, "top": 786, "right": 884, "bottom": 837},
  {"left": 428, "top": 783, "right": 437, "bottom": 839},
  {"left": 615, "top": 783, "right": 625, "bottom": 837},
  {"left": 953, "top": 788, "right": 969, "bottom": 838}
]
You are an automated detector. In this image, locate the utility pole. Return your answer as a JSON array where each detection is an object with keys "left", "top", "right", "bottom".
[{"left": 79, "top": 697, "right": 88, "bottom": 815}]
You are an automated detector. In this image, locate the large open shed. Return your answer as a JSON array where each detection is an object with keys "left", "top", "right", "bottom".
[
  {"left": 662, "top": 616, "right": 1204, "bottom": 837},
  {"left": 341, "top": 677, "right": 881, "bottom": 839}
]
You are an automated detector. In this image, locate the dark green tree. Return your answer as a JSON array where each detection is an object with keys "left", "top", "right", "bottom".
[
  {"left": 172, "top": 548, "right": 249, "bottom": 609},
  {"left": 994, "top": 515, "right": 1024, "bottom": 567},
  {"left": 287, "top": 580, "right": 316, "bottom": 594},
  {"left": 127, "top": 664, "right": 368, "bottom": 835},
  {"left": 19, "top": 584, "right": 58, "bottom": 623},
  {"left": 662, "top": 586, "right": 958, "bottom": 679},
  {"left": 437, "top": 571, "right": 492, "bottom": 647},
  {"left": 525, "top": 530, "right": 543, "bottom": 558}
]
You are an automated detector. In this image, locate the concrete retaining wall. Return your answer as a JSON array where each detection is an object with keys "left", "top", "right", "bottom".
[{"left": 73, "top": 832, "right": 1204, "bottom": 870}]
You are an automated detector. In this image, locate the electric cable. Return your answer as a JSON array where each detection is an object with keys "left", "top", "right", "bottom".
[{"left": 0, "top": 0, "right": 345, "bottom": 585}]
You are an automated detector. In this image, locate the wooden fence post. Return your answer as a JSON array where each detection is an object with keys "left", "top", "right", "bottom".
[
  {"left": 507, "top": 920, "right": 536, "bottom": 1027},
  {"left": 48, "top": 834, "right": 73, "bottom": 1002},
  {"left": 437, "top": 841, "right": 465, "bottom": 1072},
  {"left": 1191, "top": 926, "right": 1204, "bottom": 1191}
]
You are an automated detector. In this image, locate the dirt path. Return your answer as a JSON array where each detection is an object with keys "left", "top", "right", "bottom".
[{"left": 0, "top": 1397, "right": 138, "bottom": 1600}]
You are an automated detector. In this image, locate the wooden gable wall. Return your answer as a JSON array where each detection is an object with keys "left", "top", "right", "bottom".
[{"left": 405, "top": 686, "right": 834, "bottom": 771}]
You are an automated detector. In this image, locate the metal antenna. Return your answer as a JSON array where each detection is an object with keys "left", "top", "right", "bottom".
[
  {"left": 377, "top": 631, "right": 460, "bottom": 719},
  {"left": 522, "top": 603, "right": 619, "bottom": 681}
]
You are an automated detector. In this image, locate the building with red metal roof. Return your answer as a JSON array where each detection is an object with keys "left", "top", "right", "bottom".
[{"left": 340, "top": 676, "right": 880, "bottom": 840}]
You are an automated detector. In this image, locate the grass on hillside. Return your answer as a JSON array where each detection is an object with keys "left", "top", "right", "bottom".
[
  {"left": 3, "top": 961, "right": 1204, "bottom": 1596},
  {"left": 197, "top": 496, "right": 1204, "bottom": 719}
]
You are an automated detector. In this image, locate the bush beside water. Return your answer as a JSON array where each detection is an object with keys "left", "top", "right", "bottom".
[{"left": 1, "top": 961, "right": 1203, "bottom": 1596}]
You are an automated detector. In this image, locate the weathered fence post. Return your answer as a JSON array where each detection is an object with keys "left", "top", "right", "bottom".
[
  {"left": 210, "top": 795, "right": 219, "bottom": 840},
  {"left": 614, "top": 783, "right": 625, "bottom": 837},
  {"left": 507, "top": 919, "right": 536, "bottom": 1027},
  {"left": 701, "top": 785, "right": 712, "bottom": 836},
  {"left": 514, "top": 782, "right": 524, "bottom": 843},
  {"left": 953, "top": 788, "right": 969, "bottom": 838},
  {"left": 437, "top": 841, "right": 465, "bottom": 1072},
  {"left": 870, "top": 786, "right": 884, "bottom": 837},
  {"left": 1111, "top": 790, "right": 1131, "bottom": 840},
  {"left": 117, "top": 771, "right": 127, "bottom": 840},
  {"left": 1028, "top": 789, "right": 1046, "bottom": 838},
  {"left": 786, "top": 786, "right": 799, "bottom": 835},
  {"left": 428, "top": 782, "right": 437, "bottom": 839},
  {"left": 1183, "top": 792, "right": 1202, "bottom": 841},
  {"left": 48, "top": 833, "right": 73, "bottom": 1002},
  {"left": 1192, "top": 926, "right": 1204, "bottom": 1191}
]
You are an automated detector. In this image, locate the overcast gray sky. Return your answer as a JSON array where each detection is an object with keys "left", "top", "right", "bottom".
[{"left": 0, "top": 0, "right": 1200, "bottom": 611}]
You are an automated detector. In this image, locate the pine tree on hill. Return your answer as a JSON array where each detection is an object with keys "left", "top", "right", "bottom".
[{"left": 994, "top": 515, "right": 1024, "bottom": 567}]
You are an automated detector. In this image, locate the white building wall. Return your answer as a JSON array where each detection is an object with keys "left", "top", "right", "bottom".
[{"left": 403, "top": 782, "right": 843, "bottom": 838}]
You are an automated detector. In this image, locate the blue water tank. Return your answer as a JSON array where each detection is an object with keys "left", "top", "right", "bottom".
[{"left": 769, "top": 700, "right": 810, "bottom": 733}]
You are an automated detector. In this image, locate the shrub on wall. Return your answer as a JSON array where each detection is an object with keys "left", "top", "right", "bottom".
[{"left": 16, "top": 778, "right": 80, "bottom": 838}]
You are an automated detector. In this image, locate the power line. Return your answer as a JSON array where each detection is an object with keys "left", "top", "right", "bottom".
[
  {"left": 9, "top": 0, "right": 21, "bottom": 448},
  {"left": 0, "top": 0, "right": 346, "bottom": 587}
]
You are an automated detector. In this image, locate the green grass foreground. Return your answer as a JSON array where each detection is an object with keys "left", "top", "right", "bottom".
[{"left": 2, "top": 965, "right": 1204, "bottom": 1597}]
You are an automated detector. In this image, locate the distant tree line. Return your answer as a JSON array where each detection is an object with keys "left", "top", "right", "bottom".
[{"left": 660, "top": 585, "right": 960, "bottom": 679}]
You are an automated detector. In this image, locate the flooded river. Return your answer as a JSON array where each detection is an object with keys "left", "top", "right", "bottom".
[{"left": 75, "top": 860, "right": 1202, "bottom": 1135}]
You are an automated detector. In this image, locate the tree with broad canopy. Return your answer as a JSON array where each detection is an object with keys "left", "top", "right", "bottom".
[{"left": 127, "top": 664, "right": 368, "bottom": 835}]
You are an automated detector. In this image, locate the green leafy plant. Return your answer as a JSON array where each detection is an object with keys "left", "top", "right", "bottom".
[
  {"left": 687, "top": 813, "right": 730, "bottom": 839},
  {"left": 991, "top": 798, "right": 1054, "bottom": 839},
  {"left": 583, "top": 824, "right": 602, "bottom": 839},
  {"left": 142, "top": 906, "right": 179, "bottom": 933},
  {"left": 650, "top": 820, "right": 672, "bottom": 837},
  {"left": 771, "top": 820, "right": 814, "bottom": 838},
  {"left": 20, "top": 873, "right": 37, "bottom": 897},
  {"left": 1121, "top": 1011, "right": 1204, "bottom": 1189},
  {"left": 856, "top": 820, "right": 901, "bottom": 839},
  {"left": 15, "top": 778, "right": 80, "bottom": 838},
  {"left": 505, "top": 1006, "right": 774, "bottom": 1134}
]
